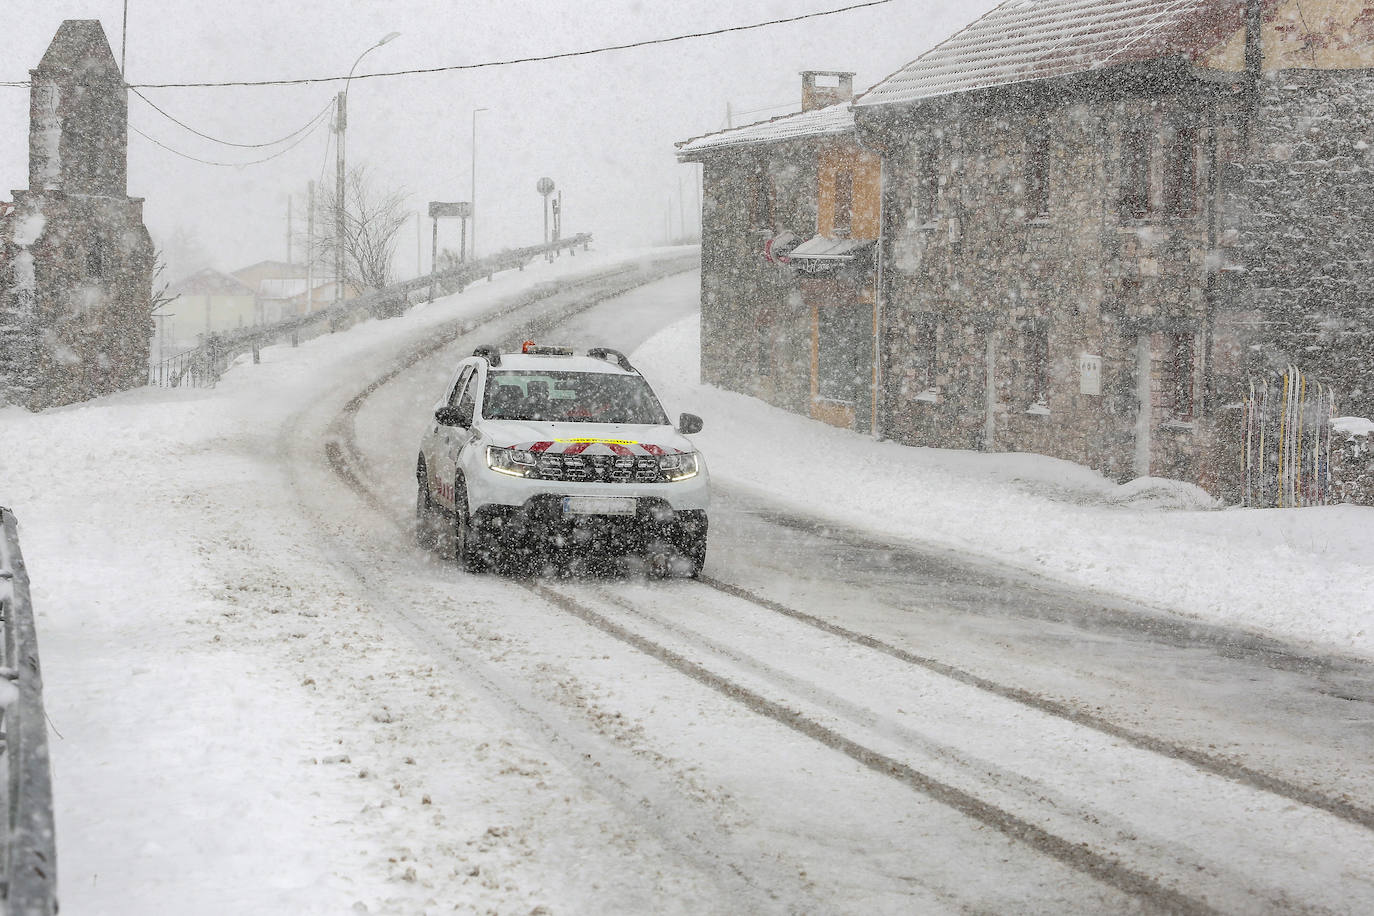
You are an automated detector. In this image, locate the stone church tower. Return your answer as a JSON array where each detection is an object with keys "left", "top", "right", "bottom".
[{"left": 0, "top": 20, "right": 154, "bottom": 408}]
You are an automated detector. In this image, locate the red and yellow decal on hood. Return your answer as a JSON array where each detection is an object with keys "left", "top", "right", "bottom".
[
  {"left": 522, "top": 439, "right": 680, "bottom": 456},
  {"left": 555, "top": 437, "right": 635, "bottom": 445}
]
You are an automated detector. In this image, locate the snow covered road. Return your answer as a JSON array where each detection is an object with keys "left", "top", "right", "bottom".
[{"left": 2, "top": 250, "right": 1372, "bottom": 913}]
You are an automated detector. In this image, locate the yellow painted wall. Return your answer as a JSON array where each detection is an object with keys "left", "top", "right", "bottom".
[
  {"left": 173, "top": 293, "right": 257, "bottom": 334},
  {"left": 817, "top": 143, "right": 881, "bottom": 240},
  {"left": 1204, "top": 0, "right": 1374, "bottom": 70}
]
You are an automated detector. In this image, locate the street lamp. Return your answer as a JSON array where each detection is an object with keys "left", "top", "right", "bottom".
[
  {"left": 334, "top": 31, "right": 400, "bottom": 303},
  {"left": 471, "top": 107, "right": 490, "bottom": 260}
]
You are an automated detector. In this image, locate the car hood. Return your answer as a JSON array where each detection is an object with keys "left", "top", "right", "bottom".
[{"left": 481, "top": 420, "right": 697, "bottom": 456}]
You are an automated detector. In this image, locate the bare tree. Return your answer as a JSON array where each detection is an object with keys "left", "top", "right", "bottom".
[{"left": 303, "top": 166, "right": 409, "bottom": 293}]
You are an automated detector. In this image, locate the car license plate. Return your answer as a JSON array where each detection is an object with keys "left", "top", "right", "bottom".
[{"left": 562, "top": 496, "right": 637, "bottom": 517}]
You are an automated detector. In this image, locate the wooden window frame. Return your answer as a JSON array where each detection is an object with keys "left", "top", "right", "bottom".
[
  {"left": 1168, "top": 332, "right": 1195, "bottom": 420},
  {"left": 1025, "top": 322, "right": 1050, "bottom": 406},
  {"left": 1119, "top": 123, "right": 1151, "bottom": 221},
  {"left": 915, "top": 318, "right": 939, "bottom": 391},
  {"left": 751, "top": 168, "right": 774, "bottom": 230},
  {"left": 1163, "top": 125, "right": 1199, "bottom": 216},
  {"left": 915, "top": 141, "right": 939, "bottom": 226},
  {"left": 832, "top": 170, "right": 854, "bottom": 237},
  {"left": 1025, "top": 130, "right": 1050, "bottom": 219}
]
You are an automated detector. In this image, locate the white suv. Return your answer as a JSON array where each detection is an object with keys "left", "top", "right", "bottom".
[{"left": 415, "top": 343, "right": 709, "bottom": 576}]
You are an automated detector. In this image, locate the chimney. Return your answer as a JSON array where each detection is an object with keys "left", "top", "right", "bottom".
[{"left": 801, "top": 70, "right": 855, "bottom": 112}]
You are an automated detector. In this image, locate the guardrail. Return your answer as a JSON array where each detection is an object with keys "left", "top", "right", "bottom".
[
  {"left": 0, "top": 508, "right": 57, "bottom": 916},
  {"left": 150, "top": 233, "right": 594, "bottom": 389}
]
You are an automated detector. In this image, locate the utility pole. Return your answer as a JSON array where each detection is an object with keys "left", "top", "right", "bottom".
[
  {"left": 678, "top": 175, "right": 685, "bottom": 240},
  {"left": 286, "top": 194, "right": 293, "bottom": 265},
  {"left": 471, "top": 107, "right": 489, "bottom": 260},
  {"left": 334, "top": 91, "right": 345, "bottom": 304},
  {"left": 306, "top": 181, "right": 315, "bottom": 314},
  {"left": 334, "top": 32, "right": 400, "bottom": 304},
  {"left": 429, "top": 215, "right": 438, "bottom": 301}
]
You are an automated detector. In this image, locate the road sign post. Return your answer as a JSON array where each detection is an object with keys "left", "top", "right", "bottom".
[
  {"left": 427, "top": 201, "right": 472, "bottom": 301},
  {"left": 537, "top": 178, "right": 556, "bottom": 260}
]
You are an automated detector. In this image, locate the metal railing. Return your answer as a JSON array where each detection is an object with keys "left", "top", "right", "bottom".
[
  {"left": 149, "top": 233, "right": 594, "bottom": 389},
  {"left": 0, "top": 509, "right": 57, "bottom": 916}
]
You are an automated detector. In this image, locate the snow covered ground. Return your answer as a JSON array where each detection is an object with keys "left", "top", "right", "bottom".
[
  {"left": 0, "top": 249, "right": 1371, "bottom": 913},
  {"left": 637, "top": 316, "right": 1374, "bottom": 662}
]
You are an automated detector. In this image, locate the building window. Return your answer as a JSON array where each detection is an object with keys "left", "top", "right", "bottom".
[
  {"left": 86, "top": 239, "right": 105, "bottom": 278},
  {"left": 833, "top": 170, "right": 853, "bottom": 237},
  {"left": 817, "top": 304, "right": 865, "bottom": 403},
  {"left": 1120, "top": 124, "right": 1151, "bottom": 220},
  {"left": 914, "top": 318, "right": 938, "bottom": 392},
  {"left": 915, "top": 141, "right": 939, "bottom": 224},
  {"left": 1025, "top": 322, "right": 1050, "bottom": 406},
  {"left": 751, "top": 169, "right": 774, "bottom": 229},
  {"left": 1163, "top": 126, "right": 1198, "bottom": 215},
  {"left": 1025, "top": 131, "right": 1050, "bottom": 218},
  {"left": 1168, "top": 332, "right": 1195, "bottom": 420}
]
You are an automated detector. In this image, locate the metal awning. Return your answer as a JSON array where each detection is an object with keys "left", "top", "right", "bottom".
[{"left": 788, "top": 235, "right": 874, "bottom": 261}]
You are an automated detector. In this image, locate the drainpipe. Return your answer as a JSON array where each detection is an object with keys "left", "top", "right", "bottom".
[
  {"left": 1244, "top": 0, "right": 1263, "bottom": 87},
  {"left": 872, "top": 155, "right": 887, "bottom": 440},
  {"left": 1243, "top": 0, "right": 1264, "bottom": 142}
]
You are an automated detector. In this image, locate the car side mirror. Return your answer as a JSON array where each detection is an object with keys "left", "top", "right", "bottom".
[
  {"left": 435, "top": 405, "right": 471, "bottom": 427},
  {"left": 678, "top": 412, "right": 703, "bottom": 434}
]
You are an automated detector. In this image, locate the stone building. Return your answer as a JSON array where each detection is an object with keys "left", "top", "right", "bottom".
[
  {"left": 0, "top": 20, "right": 154, "bottom": 409},
  {"left": 681, "top": 0, "right": 1374, "bottom": 499},
  {"left": 678, "top": 72, "right": 883, "bottom": 432}
]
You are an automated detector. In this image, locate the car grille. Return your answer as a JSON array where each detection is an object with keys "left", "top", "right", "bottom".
[{"left": 532, "top": 453, "right": 661, "bottom": 483}]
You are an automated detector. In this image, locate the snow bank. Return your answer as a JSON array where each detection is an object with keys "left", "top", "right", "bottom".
[{"left": 635, "top": 315, "right": 1374, "bottom": 660}]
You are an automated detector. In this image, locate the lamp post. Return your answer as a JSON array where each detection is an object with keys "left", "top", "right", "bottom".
[
  {"left": 334, "top": 31, "right": 400, "bottom": 303},
  {"left": 470, "top": 107, "right": 489, "bottom": 261}
]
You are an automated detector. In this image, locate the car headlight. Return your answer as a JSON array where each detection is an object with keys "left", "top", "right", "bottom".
[
  {"left": 486, "top": 446, "right": 537, "bottom": 478},
  {"left": 658, "top": 451, "right": 699, "bottom": 482}
]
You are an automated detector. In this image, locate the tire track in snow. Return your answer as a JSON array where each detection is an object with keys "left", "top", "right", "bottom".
[
  {"left": 699, "top": 575, "right": 1374, "bottom": 833},
  {"left": 524, "top": 580, "right": 1221, "bottom": 916}
]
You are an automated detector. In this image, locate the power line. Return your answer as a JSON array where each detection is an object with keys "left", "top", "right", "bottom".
[
  {"left": 123, "top": 0, "right": 895, "bottom": 89},
  {"left": 127, "top": 103, "right": 332, "bottom": 167},
  {"left": 130, "top": 87, "right": 335, "bottom": 148}
]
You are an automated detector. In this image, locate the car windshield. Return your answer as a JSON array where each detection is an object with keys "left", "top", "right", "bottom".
[{"left": 482, "top": 369, "right": 670, "bottom": 425}]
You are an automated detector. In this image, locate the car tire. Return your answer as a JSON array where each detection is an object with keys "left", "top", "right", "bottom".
[
  {"left": 415, "top": 461, "right": 440, "bottom": 550},
  {"left": 452, "top": 477, "right": 487, "bottom": 574},
  {"left": 684, "top": 534, "right": 707, "bottom": 578}
]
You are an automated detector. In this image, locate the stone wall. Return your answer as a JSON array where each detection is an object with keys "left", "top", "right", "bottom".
[
  {"left": 700, "top": 148, "right": 818, "bottom": 412},
  {"left": 1231, "top": 71, "right": 1374, "bottom": 417},
  {"left": 878, "top": 89, "right": 1229, "bottom": 482}
]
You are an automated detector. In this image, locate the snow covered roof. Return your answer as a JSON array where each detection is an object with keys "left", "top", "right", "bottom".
[
  {"left": 167, "top": 268, "right": 255, "bottom": 297},
  {"left": 855, "top": 0, "right": 1245, "bottom": 108},
  {"left": 257, "top": 278, "right": 314, "bottom": 299},
  {"left": 675, "top": 102, "right": 855, "bottom": 158}
]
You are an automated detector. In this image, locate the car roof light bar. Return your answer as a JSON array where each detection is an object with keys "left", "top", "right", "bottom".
[{"left": 521, "top": 341, "right": 574, "bottom": 356}]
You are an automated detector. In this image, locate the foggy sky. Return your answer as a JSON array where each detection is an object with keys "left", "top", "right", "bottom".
[{"left": 3, "top": 0, "right": 994, "bottom": 281}]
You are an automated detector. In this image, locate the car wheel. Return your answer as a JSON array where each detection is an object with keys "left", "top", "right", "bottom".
[
  {"left": 673, "top": 512, "right": 708, "bottom": 578},
  {"left": 415, "top": 462, "right": 440, "bottom": 550},
  {"left": 452, "top": 478, "right": 486, "bottom": 574},
  {"left": 683, "top": 534, "right": 707, "bottom": 578}
]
